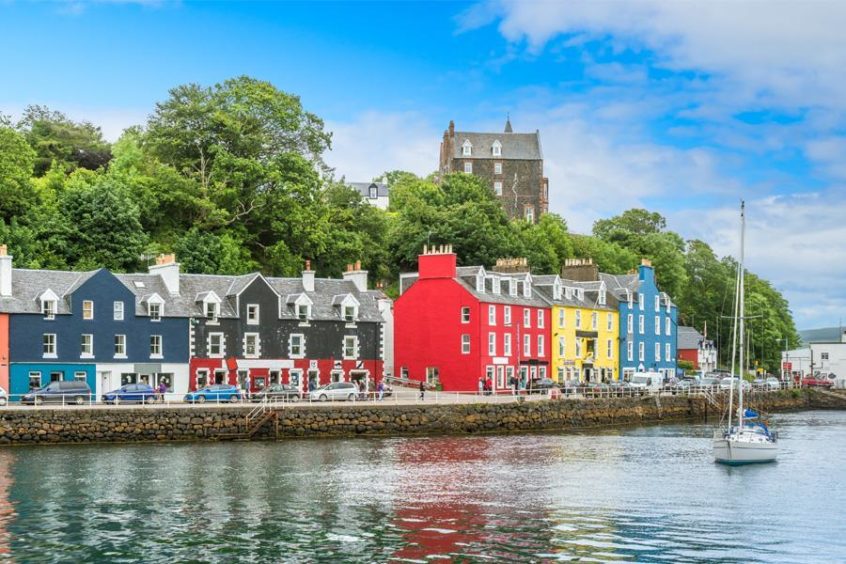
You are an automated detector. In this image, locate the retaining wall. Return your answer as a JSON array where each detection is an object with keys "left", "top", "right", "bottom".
[{"left": 0, "top": 390, "right": 815, "bottom": 445}]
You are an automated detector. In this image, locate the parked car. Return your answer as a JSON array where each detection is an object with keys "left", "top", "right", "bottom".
[
  {"left": 765, "top": 377, "right": 782, "bottom": 390},
  {"left": 309, "top": 382, "right": 359, "bottom": 402},
  {"left": 698, "top": 376, "right": 721, "bottom": 391},
  {"left": 184, "top": 384, "right": 243, "bottom": 403},
  {"left": 670, "top": 379, "right": 695, "bottom": 395},
  {"left": 252, "top": 384, "right": 301, "bottom": 403},
  {"left": 527, "top": 378, "right": 557, "bottom": 393},
  {"left": 561, "top": 379, "right": 581, "bottom": 395},
  {"left": 719, "top": 377, "right": 751, "bottom": 392},
  {"left": 102, "top": 384, "right": 158, "bottom": 404},
  {"left": 801, "top": 374, "right": 834, "bottom": 389},
  {"left": 629, "top": 372, "right": 662, "bottom": 394},
  {"left": 608, "top": 380, "right": 634, "bottom": 397},
  {"left": 22, "top": 381, "right": 93, "bottom": 405},
  {"left": 0, "top": 386, "right": 7, "bottom": 406},
  {"left": 582, "top": 381, "right": 611, "bottom": 397}
]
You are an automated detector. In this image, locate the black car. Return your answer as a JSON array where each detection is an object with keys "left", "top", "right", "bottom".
[
  {"left": 251, "top": 384, "right": 301, "bottom": 403},
  {"left": 22, "top": 381, "right": 92, "bottom": 405}
]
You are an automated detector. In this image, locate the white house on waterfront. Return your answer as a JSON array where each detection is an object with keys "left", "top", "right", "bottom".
[{"left": 783, "top": 329, "right": 846, "bottom": 388}]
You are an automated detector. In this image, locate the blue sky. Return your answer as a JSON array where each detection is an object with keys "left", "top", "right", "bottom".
[{"left": 2, "top": 0, "right": 846, "bottom": 330}]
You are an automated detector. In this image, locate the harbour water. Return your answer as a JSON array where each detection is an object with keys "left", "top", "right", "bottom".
[{"left": 0, "top": 410, "right": 844, "bottom": 562}]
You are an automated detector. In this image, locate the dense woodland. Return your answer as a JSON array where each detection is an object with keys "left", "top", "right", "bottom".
[{"left": 0, "top": 76, "right": 798, "bottom": 371}]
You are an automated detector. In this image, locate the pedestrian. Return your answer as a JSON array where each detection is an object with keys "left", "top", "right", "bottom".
[
  {"left": 245, "top": 374, "right": 252, "bottom": 400},
  {"left": 419, "top": 380, "right": 425, "bottom": 401},
  {"left": 512, "top": 376, "right": 518, "bottom": 396},
  {"left": 478, "top": 378, "right": 484, "bottom": 396},
  {"left": 377, "top": 381, "right": 384, "bottom": 401}
]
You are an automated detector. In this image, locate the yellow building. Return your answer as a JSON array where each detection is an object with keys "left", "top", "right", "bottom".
[{"left": 536, "top": 275, "right": 619, "bottom": 383}]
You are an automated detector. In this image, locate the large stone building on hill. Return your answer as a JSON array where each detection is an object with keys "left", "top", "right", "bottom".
[{"left": 439, "top": 118, "right": 549, "bottom": 222}]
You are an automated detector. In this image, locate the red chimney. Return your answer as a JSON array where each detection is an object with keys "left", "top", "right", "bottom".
[{"left": 418, "top": 244, "right": 457, "bottom": 279}]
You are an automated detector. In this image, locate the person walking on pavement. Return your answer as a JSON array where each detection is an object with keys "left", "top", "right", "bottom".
[
  {"left": 419, "top": 380, "right": 425, "bottom": 401},
  {"left": 478, "top": 378, "right": 484, "bottom": 396}
]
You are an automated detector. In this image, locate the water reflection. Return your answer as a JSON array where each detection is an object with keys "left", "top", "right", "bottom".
[{"left": 0, "top": 411, "right": 844, "bottom": 562}]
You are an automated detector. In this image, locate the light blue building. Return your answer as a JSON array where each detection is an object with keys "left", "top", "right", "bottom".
[{"left": 601, "top": 260, "right": 678, "bottom": 381}]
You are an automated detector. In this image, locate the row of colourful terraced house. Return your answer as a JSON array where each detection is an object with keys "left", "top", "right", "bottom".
[
  {"left": 0, "top": 246, "right": 391, "bottom": 398},
  {"left": 393, "top": 247, "right": 679, "bottom": 392}
]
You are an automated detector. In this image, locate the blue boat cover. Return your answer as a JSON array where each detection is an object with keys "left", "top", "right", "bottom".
[{"left": 744, "top": 408, "right": 759, "bottom": 419}]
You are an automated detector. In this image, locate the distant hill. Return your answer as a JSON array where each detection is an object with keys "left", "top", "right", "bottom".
[{"left": 799, "top": 327, "right": 845, "bottom": 344}]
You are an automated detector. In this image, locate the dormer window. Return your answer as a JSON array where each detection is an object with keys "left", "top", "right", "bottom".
[
  {"left": 523, "top": 280, "right": 531, "bottom": 298},
  {"left": 149, "top": 303, "right": 161, "bottom": 321},
  {"left": 334, "top": 294, "right": 360, "bottom": 324},
  {"left": 492, "top": 277, "right": 501, "bottom": 294},
  {"left": 598, "top": 291, "right": 606, "bottom": 306},
  {"left": 369, "top": 185, "right": 377, "bottom": 199},
  {"left": 553, "top": 281, "right": 562, "bottom": 301},
  {"left": 344, "top": 305, "right": 357, "bottom": 322},
  {"left": 297, "top": 304, "right": 310, "bottom": 321},
  {"left": 565, "top": 287, "right": 573, "bottom": 300},
  {"left": 509, "top": 279, "right": 517, "bottom": 297},
  {"left": 476, "top": 273, "right": 485, "bottom": 293},
  {"left": 42, "top": 299, "right": 57, "bottom": 320},
  {"left": 205, "top": 302, "right": 219, "bottom": 321},
  {"left": 626, "top": 289, "right": 633, "bottom": 307},
  {"left": 462, "top": 139, "right": 472, "bottom": 156},
  {"left": 492, "top": 140, "right": 502, "bottom": 156}
]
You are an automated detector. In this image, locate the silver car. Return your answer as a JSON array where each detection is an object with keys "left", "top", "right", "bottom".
[
  {"left": 719, "top": 377, "right": 751, "bottom": 392},
  {"left": 309, "top": 382, "right": 359, "bottom": 402}
]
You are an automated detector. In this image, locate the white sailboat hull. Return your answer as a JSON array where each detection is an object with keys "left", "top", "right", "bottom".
[{"left": 713, "top": 433, "right": 778, "bottom": 465}]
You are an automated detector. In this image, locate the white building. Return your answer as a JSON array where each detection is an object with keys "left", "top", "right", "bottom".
[
  {"left": 348, "top": 179, "right": 390, "bottom": 210},
  {"left": 783, "top": 329, "right": 846, "bottom": 389}
]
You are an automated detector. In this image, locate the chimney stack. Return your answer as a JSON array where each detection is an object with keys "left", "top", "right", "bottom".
[
  {"left": 303, "top": 259, "right": 315, "bottom": 292},
  {"left": 148, "top": 253, "right": 181, "bottom": 296},
  {"left": 561, "top": 257, "right": 599, "bottom": 282},
  {"left": 0, "top": 245, "right": 11, "bottom": 297},
  {"left": 343, "top": 260, "right": 368, "bottom": 292},
  {"left": 492, "top": 257, "right": 529, "bottom": 274}
]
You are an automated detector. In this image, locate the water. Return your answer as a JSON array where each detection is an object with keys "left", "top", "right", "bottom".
[{"left": 0, "top": 411, "right": 844, "bottom": 563}]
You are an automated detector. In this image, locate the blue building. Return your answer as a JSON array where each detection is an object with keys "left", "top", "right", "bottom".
[
  {"left": 0, "top": 261, "right": 191, "bottom": 398},
  {"left": 601, "top": 260, "right": 679, "bottom": 381}
]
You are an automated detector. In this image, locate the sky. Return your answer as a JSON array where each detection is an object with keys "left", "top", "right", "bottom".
[{"left": 1, "top": 0, "right": 845, "bottom": 331}]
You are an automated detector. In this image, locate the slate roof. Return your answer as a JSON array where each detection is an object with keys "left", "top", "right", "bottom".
[
  {"left": 266, "top": 277, "right": 384, "bottom": 322},
  {"left": 799, "top": 326, "right": 846, "bottom": 344},
  {"left": 399, "top": 266, "right": 548, "bottom": 307},
  {"left": 677, "top": 326, "right": 705, "bottom": 350},
  {"left": 0, "top": 269, "right": 97, "bottom": 314},
  {"left": 453, "top": 131, "right": 542, "bottom": 161},
  {"left": 348, "top": 181, "right": 389, "bottom": 199},
  {"left": 599, "top": 272, "right": 640, "bottom": 300}
]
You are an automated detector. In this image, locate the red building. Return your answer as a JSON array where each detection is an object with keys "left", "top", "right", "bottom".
[{"left": 395, "top": 247, "right": 551, "bottom": 392}]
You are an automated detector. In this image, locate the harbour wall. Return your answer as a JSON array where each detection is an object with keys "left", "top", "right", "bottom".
[{"left": 0, "top": 389, "right": 822, "bottom": 446}]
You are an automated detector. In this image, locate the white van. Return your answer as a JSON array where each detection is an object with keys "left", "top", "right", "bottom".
[{"left": 629, "top": 371, "right": 662, "bottom": 393}]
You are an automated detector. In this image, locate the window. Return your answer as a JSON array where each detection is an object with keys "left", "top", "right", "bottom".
[
  {"left": 575, "top": 310, "right": 581, "bottom": 329},
  {"left": 297, "top": 304, "right": 309, "bottom": 321},
  {"left": 558, "top": 309, "right": 565, "bottom": 328},
  {"left": 108, "top": 301, "right": 123, "bottom": 321},
  {"left": 426, "top": 367, "right": 440, "bottom": 385},
  {"left": 494, "top": 181, "right": 502, "bottom": 195},
  {"left": 537, "top": 335, "right": 545, "bottom": 356},
  {"left": 523, "top": 308, "right": 531, "bottom": 328},
  {"left": 655, "top": 295, "right": 660, "bottom": 311},
  {"left": 627, "top": 314, "right": 633, "bottom": 334},
  {"left": 488, "top": 305, "right": 496, "bottom": 326},
  {"left": 206, "top": 302, "right": 218, "bottom": 321},
  {"left": 114, "top": 334, "right": 126, "bottom": 357},
  {"left": 343, "top": 336, "right": 359, "bottom": 359},
  {"left": 524, "top": 334, "right": 531, "bottom": 356},
  {"left": 488, "top": 332, "right": 496, "bottom": 356},
  {"left": 289, "top": 334, "right": 304, "bottom": 358},
  {"left": 607, "top": 339, "right": 613, "bottom": 359},
  {"left": 638, "top": 342, "right": 645, "bottom": 362},
  {"left": 666, "top": 343, "right": 672, "bottom": 362},
  {"left": 42, "top": 300, "right": 56, "bottom": 320},
  {"left": 627, "top": 290, "right": 633, "bottom": 308},
  {"left": 504, "top": 306, "right": 512, "bottom": 325},
  {"left": 43, "top": 333, "right": 56, "bottom": 357},
  {"left": 82, "top": 300, "right": 93, "bottom": 320},
  {"left": 80, "top": 334, "right": 93, "bottom": 357},
  {"left": 598, "top": 291, "right": 606, "bottom": 306},
  {"left": 607, "top": 313, "right": 613, "bottom": 331},
  {"left": 627, "top": 341, "right": 634, "bottom": 362},
  {"left": 461, "top": 307, "right": 470, "bottom": 323},
  {"left": 494, "top": 161, "right": 502, "bottom": 174},
  {"left": 462, "top": 140, "right": 472, "bottom": 156},
  {"left": 638, "top": 315, "right": 644, "bottom": 334},
  {"left": 344, "top": 305, "right": 357, "bottom": 323},
  {"left": 575, "top": 339, "right": 582, "bottom": 358},
  {"left": 524, "top": 206, "right": 535, "bottom": 223},
  {"left": 591, "top": 312, "right": 598, "bottom": 330},
  {"left": 464, "top": 161, "right": 473, "bottom": 174},
  {"left": 638, "top": 294, "right": 644, "bottom": 310},
  {"left": 244, "top": 333, "right": 258, "bottom": 357},
  {"left": 822, "top": 352, "right": 830, "bottom": 360},
  {"left": 461, "top": 334, "right": 471, "bottom": 354},
  {"left": 369, "top": 186, "right": 377, "bottom": 199},
  {"left": 150, "top": 335, "right": 163, "bottom": 358},
  {"left": 208, "top": 333, "right": 224, "bottom": 357},
  {"left": 492, "top": 140, "right": 502, "bottom": 156},
  {"left": 28, "top": 371, "right": 41, "bottom": 390},
  {"left": 504, "top": 333, "right": 512, "bottom": 356},
  {"left": 537, "top": 310, "right": 544, "bottom": 328},
  {"left": 655, "top": 316, "right": 661, "bottom": 335},
  {"left": 558, "top": 336, "right": 565, "bottom": 357},
  {"left": 655, "top": 343, "right": 661, "bottom": 362},
  {"left": 149, "top": 302, "right": 161, "bottom": 321},
  {"left": 665, "top": 317, "right": 671, "bottom": 336},
  {"left": 247, "top": 304, "right": 259, "bottom": 325}
]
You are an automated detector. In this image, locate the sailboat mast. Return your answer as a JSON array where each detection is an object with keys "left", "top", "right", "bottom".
[
  {"left": 726, "top": 205, "right": 742, "bottom": 432},
  {"left": 738, "top": 201, "right": 746, "bottom": 429}
]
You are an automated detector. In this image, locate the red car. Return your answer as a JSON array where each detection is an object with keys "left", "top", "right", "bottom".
[{"left": 801, "top": 374, "right": 835, "bottom": 389}]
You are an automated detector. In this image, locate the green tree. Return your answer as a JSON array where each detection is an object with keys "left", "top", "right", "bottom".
[
  {"left": 174, "top": 228, "right": 257, "bottom": 275},
  {"left": 17, "top": 105, "right": 111, "bottom": 175},
  {"left": 0, "top": 127, "right": 37, "bottom": 221},
  {"left": 515, "top": 213, "right": 574, "bottom": 274}
]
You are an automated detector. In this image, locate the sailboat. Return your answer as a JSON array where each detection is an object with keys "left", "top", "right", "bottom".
[{"left": 713, "top": 202, "right": 778, "bottom": 465}]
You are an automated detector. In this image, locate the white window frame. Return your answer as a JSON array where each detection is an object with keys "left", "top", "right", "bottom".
[
  {"left": 488, "top": 332, "right": 496, "bottom": 356},
  {"left": 461, "top": 306, "right": 470, "bottom": 323},
  {"left": 205, "top": 301, "right": 220, "bottom": 323},
  {"left": 655, "top": 342, "right": 661, "bottom": 362},
  {"left": 150, "top": 335, "right": 163, "bottom": 359},
  {"left": 494, "top": 181, "right": 502, "bottom": 195},
  {"left": 627, "top": 314, "right": 633, "bottom": 334},
  {"left": 296, "top": 303, "right": 310, "bottom": 322},
  {"left": 537, "top": 335, "right": 545, "bottom": 357},
  {"left": 42, "top": 333, "right": 57, "bottom": 358},
  {"left": 343, "top": 335, "right": 359, "bottom": 360},
  {"left": 462, "top": 140, "right": 472, "bottom": 156},
  {"left": 149, "top": 302, "right": 161, "bottom": 322},
  {"left": 113, "top": 301, "right": 124, "bottom": 321},
  {"left": 114, "top": 334, "right": 127, "bottom": 359},
  {"left": 638, "top": 294, "right": 644, "bottom": 310},
  {"left": 639, "top": 315, "right": 645, "bottom": 334},
  {"left": 523, "top": 308, "right": 531, "bottom": 328},
  {"left": 558, "top": 336, "right": 565, "bottom": 357},
  {"left": 504, "top": 333, "right": 512, "bottom": 356},
  {"left": 504, "top": 306, "right": 511, "bottom": 326},
  {"left": 82, "top": 300, "right": 94, "bottom": 320},
  {"left": 28, "top": 371, "right": 42, "bottom": 389},
  {"left": 665, "top": 317, "right": 671, "bottom": 335},
  {"left": 638, "top": 342, "right": 645, "bottom": 362},
  {"left": 289, "top": 333, "right": 305, "bottom": 359},
  {"left": 247, "top": 304, "right": 260, "bottom": 325},
  {"left": 524, "top": 206, "right": 534, "bottom": 223},
  {"left": 492, "top": 140, "right": 502, "bottom": 156},
  {"left": 575, "top": 339, "right": 582, "bottom": 358},
  {"left": 42, "top": 299, "right": 57, "bottom": 320},
  {"left": 655, "top": 295, "right": 660, "bottom": 312},
  {"left": 343, "top": 304, "right": 358, "bottom": 323},
  {"left": 464, "top": 161, "right": 473, "bottom": 174},
  {"left": 207, "top": 332, "right": 224, "bottom": 358},
  {"left": 575, "top": 310, "right": 581, "bottom": 329},
  {"left": 461, "top": 334, "right": 471, "bottom": 354},
  {"left": 488, "top": 305, "right": 496, "bottom": 326},
  {"left": 80, "top": 333, "right": 93, "bottom": 358},
  {"left": 607, "top": 339, "right": 613, "bottom": 359},
  {"left": 591, "top": 311, "right": 597, "bottom": 330},
  {"left": 494, "top": 161, "right": 502, "bottom": 174},
  {"left": 524, "top": 334, "right": 531, "bottom": 356},
  {"left": 607, "top": 313, "right": 613, "bottom": 331},
  {"left": 537, "top": 309, "right": 544, "bottom": 329},
  {"left": 655, "top": 316, "right": 661, "bottom": 336},
  {"left": 666, "top": 342, "right": 672, "bottom": 362},
  {"left": 244, "top": 332, "right": 259, "bottom": 358},
  {"left": 627, "top": 341, "right": 634, "bottom": 362}
]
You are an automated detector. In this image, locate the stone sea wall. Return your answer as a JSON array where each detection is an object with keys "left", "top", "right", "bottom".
[{"left": 0, "top": 390, "right": 817, "bottom": 446}]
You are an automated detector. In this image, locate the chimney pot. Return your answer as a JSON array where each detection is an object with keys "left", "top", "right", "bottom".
[
  {"left": 355, "top": 260, "right": 361, "bottom": 271},
  {"left": 305, "top": 259, "right": 311, "bottom": 271},
  {"left": 0, "top": 245, "right": 6, "bottom": 256}
]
